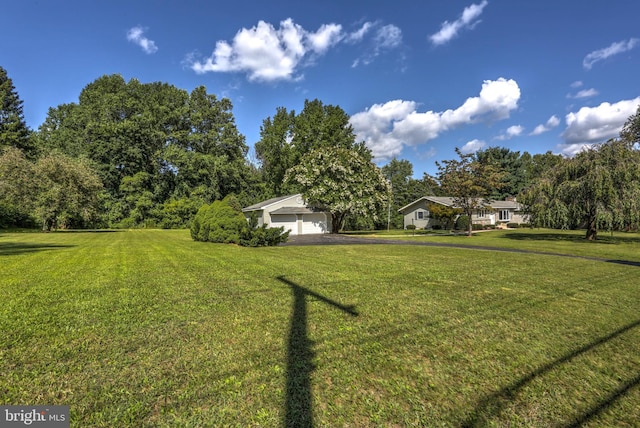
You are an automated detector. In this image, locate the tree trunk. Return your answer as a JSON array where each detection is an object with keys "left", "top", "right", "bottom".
[{"left": 585, "top": 210, "right": 597, "bottom": 240}]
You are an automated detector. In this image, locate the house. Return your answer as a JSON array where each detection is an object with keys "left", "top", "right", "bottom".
[
  {"left": 398, "top": 196, "right": 527, "bottom": 230},
  {"left": 242, "top": 194, "right": 332, "bottom": 235}
]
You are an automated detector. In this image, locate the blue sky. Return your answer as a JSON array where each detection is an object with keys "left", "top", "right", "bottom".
[{"left": 3, "top": 0, "right": 639, "bottom": 176}]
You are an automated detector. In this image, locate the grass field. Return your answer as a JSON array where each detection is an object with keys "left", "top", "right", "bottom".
[{"left": 1, "top": 229, "right": 639, "bottom": 427}]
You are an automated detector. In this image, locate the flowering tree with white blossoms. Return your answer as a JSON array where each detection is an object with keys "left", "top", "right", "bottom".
[{"left": 284, "top": 147, "right": 391, "bottom": 233}]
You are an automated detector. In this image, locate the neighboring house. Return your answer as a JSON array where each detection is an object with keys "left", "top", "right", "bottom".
[
  {"left": 398, "top": 196, "right": 527, "bottom": 230},
  {"left": 242, "top": 194, "right": 332, "bottom": 235}
]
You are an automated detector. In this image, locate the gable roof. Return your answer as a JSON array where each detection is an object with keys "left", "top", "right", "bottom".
[
  {"left": 397, "top": 196, "right": 455, "bottom": 213},
  {"left": 242, "top": 194, "right": 301, "bottom": 212},
  {"left": 398, "top": 196, "right": 522, "bottom": 213}
]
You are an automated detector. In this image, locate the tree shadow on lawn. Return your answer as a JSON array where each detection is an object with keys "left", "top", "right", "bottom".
[
  {"left": 276, "top": 276, "right": 358, "bottom": 428},
  {"left": 0, "top": 242, "right": 75, "bottom": 256},
  {"left": 501, "top": 231, "right": 640, "bottom": 245},
  {"left": 461, "top": 318, "right": 640, "bottom": 427}
]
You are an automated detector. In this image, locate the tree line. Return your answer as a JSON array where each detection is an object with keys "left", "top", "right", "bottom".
[{"left": 1, "top": 66, "right": 639, "bottom": 238}]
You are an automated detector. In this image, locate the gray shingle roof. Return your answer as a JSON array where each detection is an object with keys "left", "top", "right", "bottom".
[{"left": 242, "top": 194, "right": 300, "bottom": 212}]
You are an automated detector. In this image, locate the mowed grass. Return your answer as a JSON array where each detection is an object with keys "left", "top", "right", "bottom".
[{"left": 1, "top": 230, "right": 639, "bottom": 427}]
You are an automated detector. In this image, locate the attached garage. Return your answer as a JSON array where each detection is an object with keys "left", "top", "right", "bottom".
[{"left": 242, "top": 194, "right": 332, "bottom": 235}]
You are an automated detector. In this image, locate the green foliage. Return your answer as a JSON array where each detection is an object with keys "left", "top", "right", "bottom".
[
  {"left": 0, "top": 66, "right": 34, "bottom": 158},
  {"left": 36, "top": 75, "right": 252, "bottom": 226},
  {"left": 455, "top": 215, "right": 470, "bottom": 231},
  {"left": 378, "top": 158, "right": 442, "bottom": 230},
  {"left": 158, "top": 197, "right": 204, "bottom": 229},
  {"left": 427, "top": 203, "right": 461, "bottom": 230},
  {"left": 521, "top": 139, "right": 640, "bottom": 240},
  {"left": 475, "top": 147, "right": 529, "bottom": 199},
  {"left": 437, "top": 148, "right": 505, "bottom": 236},
  {"left": 191, "top": 196, "right": 287, "bottom": 246},
  {"left": 239, "top": 223, "right": 289, "bottom": 247},
  {"left": 190, "top": 196, "right": 248, "bottom": 243},
  {"left": 285, "top": 147, "right": 390, "bottom": 233},
  {"left": 34, "top": 152, "right": 103, "bottom": 230},
  {"left": 256, "top": 99, "right": 368, "bottom": 196},
  {"left": 405, "top": 224, "right": 417, "bottom": 230}
]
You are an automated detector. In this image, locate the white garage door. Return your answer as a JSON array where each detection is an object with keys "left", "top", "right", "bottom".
[
  {"left": 270, "top": 214, "right": 298, "bottom": 235},
  {"left": 302, "top": 213, "right": 328, "bottom": 234}
]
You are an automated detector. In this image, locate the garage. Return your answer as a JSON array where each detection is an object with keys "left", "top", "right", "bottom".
[
  {"left": 242, "top": 194, "right": 332, "bottom": 235},
  {"left": 302, "top": 213, "right": 329, "bottom": 234},
  {"left": 270, "top": 214, "right": 298, "bottom": 235}
]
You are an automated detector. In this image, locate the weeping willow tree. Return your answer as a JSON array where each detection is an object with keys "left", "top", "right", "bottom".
[{"left": 521, "top": 138, "right": 640, "bottom": 240}]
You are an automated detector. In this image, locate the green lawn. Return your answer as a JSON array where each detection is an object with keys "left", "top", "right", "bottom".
[{"left": 1, "top": 229, "right": 639, "bottom": 427}]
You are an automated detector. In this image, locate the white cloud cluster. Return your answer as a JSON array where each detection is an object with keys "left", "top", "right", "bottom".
[
  {"left": 560, "top": 97, "right": 640, "bottom": 155},
  {"left": 496, "top": 125, "right": 524, "bottom": 140},
  {"left": 570, "top": 88, "right": 599, "bottom": 99},
  {"left": 127, "top": 26, "right": 158, "bottom": 54},
  {"left": 461, "top": 139, "right": 486, "bottom": 154},
  {"left": 351, "top": 23, "right": 403, "bottom": 67},
  {"left": 583, "top": 38, "right": 639, "bottom": 69},
  {"left": 530, "top": 115, "right": 560, "bottom": 136},
  {"left": 190, "top": 18, "right": 402, "bottom": 81},
  {"left": 430, "top": 1, "right": 489, "bottom": 46},
  {"left": 350, "top": 77, "right": 520, "bottom": 160}
]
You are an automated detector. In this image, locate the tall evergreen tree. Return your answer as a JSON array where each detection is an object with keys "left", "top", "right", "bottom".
[{"left": 0, "top": 66, "right": 33, "bottom": 157}]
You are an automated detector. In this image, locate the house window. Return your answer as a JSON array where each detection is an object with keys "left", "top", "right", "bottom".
[
  {"left": 477, "top": 209, "right": 486, "bottom": 218},
  {"left": 499, "top": 210, "right": 510, "bottom": 221},
  {"left": 416, "top": 211, "right": 424, "bottom": 220}
]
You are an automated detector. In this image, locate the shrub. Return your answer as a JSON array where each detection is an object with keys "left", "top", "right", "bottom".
[
  {"left": 472, "top": 223, "right": 484, "bottom": 231},
  {"left": 191, "top": 198, "right": 289, "bottom": 246},
  {"left": 406, "top": 224, "right": 417, "bottom": 230},
  {"left": 240, "top": 224, "right": 290, "bottom": 247},
  {"left": 190, "top": 197, "right": 247, "bottom": 244},
  {"left": 455, "top": 215, "right": 469, "bottom": 231},
  {"left": 507, "top": 223, "right": 520, "bottom": 229}
]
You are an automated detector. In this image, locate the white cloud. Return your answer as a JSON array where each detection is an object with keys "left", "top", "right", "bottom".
[
  {"left": 346, "top": 22, "right": 375, "bottom": 43},
  {"left": 496, "top": 124, "right": 524, "bottom": 140},
  {"left": 570, "top": 81, "right": 583, "bottom": 88},
  {"left": 583, "top": 38, "right": 639, "bottom": 69},
  {"left": 375, "top": 24, "right": 402, "bottom": 50},
  {"left": 350, "top": 77, "right": 520, "bottom": 160},
  {"left": 461, "top": 139, "right": 486, "bottom": 154},
  {"left": 560, "top": 98, "right": 640, "bottom": 154},
  {"left": 127, "top": 26, "right": 158, "bottom": 54},
  {"left": 569, "top": 88, "right": 599, "bottom": 99},
  {"left": 351, "top": 22, "right": 403, "bottom": 68},
  {"left": 190, "top": 18, "right": 344, "bottom": 81},
  {"left": 307, "top": 23, "right": 344, "bottom": 53},
  {"left": 430, "top": 1, "right": 489, "bottom": 46},
  {"left": 530, "top": 115, "right": 560, "bottom": 136}
]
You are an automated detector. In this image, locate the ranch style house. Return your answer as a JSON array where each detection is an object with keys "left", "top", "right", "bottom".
[{"left": 399, "top": 196, "right": 528, "bottom": 230}]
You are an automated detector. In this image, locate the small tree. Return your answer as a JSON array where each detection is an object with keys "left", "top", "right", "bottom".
[
  {"left": 284, "top": 147, "right": 390, "bottom": 233},
  {"left": 34, "top": 152, "right": 103, "bottom": 230},
  {"left": 427, "top": 203, "right": 461, "bottom": 230},
  {"left": 436, "top": 148, "right": 504, "bottom": 236}
]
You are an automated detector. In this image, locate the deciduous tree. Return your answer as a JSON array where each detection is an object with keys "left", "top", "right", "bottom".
[
  {"left": 436, "top": 148, "right": 504, "bottom": 236},
  {"left": 284, "top": 147, "right": 390, "bottom": 233},
  {"left": 521, "top": 139, "right": 640, "bottom": 240}
]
